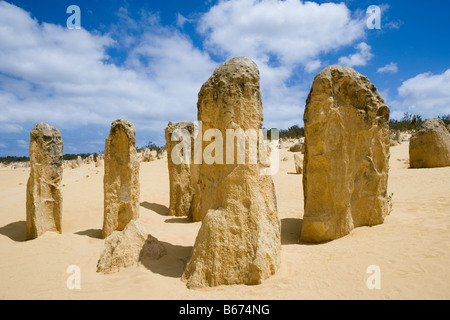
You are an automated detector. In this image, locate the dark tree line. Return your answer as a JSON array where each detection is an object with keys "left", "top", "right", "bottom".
[
  {"left": 136, "top": 141, "right": 165, "bottom": 154},
  {"left": 389, "top": 113, "right": 450, "bottom": 132},
  {"left": 2, "top": 115, "right": 449, "bottom": 164},
  {"left": 265, "top": 125, "right": 305, "bottom": 140}
]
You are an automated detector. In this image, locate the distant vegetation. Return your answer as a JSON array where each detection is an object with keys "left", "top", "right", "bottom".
[
  {"left": 274, "top": 113, "right": 449, "bottom": 141},
  {"left": 2, "top": 115, "right": 449, "bottom": 164},
  {"left": 438, "top": 115, "right": 450, "bottom": 125},
  {"left": 266, "top": 125, "right": 305, "bottom": 140},
  {"left": 389, "top": 113, "right": 450, "bottom": 132},
  {"left": 279, "top": 125, "right": 305, "bottom": 139},
  {"left": 0, "top": 153, "right": 101, "bottom": 164},
  {"left": 63, "top": 153, "right": 99, "bottom": 161},
  {"left": 136, "top": 141, "right": 165, "bottom": 154},
  {"left": 389, "top": 112, "right": 424, "bottom": 132},
  {"left": 0, "top": 156, "right": 29, "bottom": 165}
]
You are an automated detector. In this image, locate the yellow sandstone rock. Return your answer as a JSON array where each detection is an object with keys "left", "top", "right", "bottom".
[
  {"left": 102, "top": 119, "right": 140, "bottom": 239},
  {"left": 182, "top": 57, "right": 281, "bottom": 288},
  {"left": 409, "top": 118, "right": 450, "bottom": 168},
  {"left": 97, "top": 219, "right": 166, "bottom": 274},
  {"left": 301, "top": 65, "right": 390, "bottom": 243},
  {"left": 26, "top": 123, "right": 63, "bottom": 240},
  {"left": 165, "top": 121, "right": 196, "bottom": 218}
]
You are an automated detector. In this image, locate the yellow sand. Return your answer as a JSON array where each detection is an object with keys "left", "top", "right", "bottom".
[{"left": 0, "top": 141, "right": 449, "bottom": 300}]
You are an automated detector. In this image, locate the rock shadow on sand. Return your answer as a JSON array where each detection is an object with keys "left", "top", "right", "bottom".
[
  {"left": 281, "top": 218, "right": 302, "bottom": 245},
  {"left": 140, "top": 202, "right": 169, "bottom": 216},
  {"left": 139, "top": 240, "right": 192, "bottom": 279},
  {"left": 0, "top": 221, "right": 27, "bottom": 242},
  {"left": 164, "top": 216, "right": 191, "bottom": 224},
  {"left": 75, "top": 228, "right": 103, "bottom": 239}
]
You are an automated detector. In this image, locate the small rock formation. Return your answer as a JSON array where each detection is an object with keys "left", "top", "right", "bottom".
[
  {"left": 289, "top": 142, "right": 305, "bottom": 153},
  {"left": 103, "top": 119, "right": 140, "bottom": 239},
  {"left": 85, "top": 154, "right": 95, "bottom": 165},
  {"left": 390, "top": 130, "right": 401, "bottom": 146},
  {"left": 97, "top": 219, "right": 166, "bottom": 274},
  {"left": 26, "top": 123, "right": 63, "bottom": 240},
  {"left": 165, "top": 121, "right": 196, "bottom": 218},
  {"left": 76, "top": 156, "right": 83, "bottom": 167},
  {"left": 409, "top": 118, "right": 450, "bottom": 168},
  {"left": 182, "top": 57, "right": 281, "bottom": 288},
  {"left": 301, "top": 65, "right": 390, "bottom": 243},
  {"left": 294, "top": 153, "right": 302, "bottom": 174},
  {"left": 140, "top": 148, "right": 154, "bottom": 162},
  {"left": 157, "top": 149, "right": 166, "bottom": 159},
  {"left": 95, "top": 159, "right": 103, "bottom": 167}
]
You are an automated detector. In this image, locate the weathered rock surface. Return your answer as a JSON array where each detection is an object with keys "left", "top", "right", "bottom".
[
  {"left": 97, "top": 219, "right": 166, "bottom": 274},
  {"left": 103, "top": 119, "right": 140, "bottom": 239},
  {"left": 294, "top": 153, "right": 302, "bottom": 174},
  {"left": 26, "top": 123, "right": 63, "bottom": 240},
  {"left": 289, "top": 142, "right": 305, "bottom": 153},
  {"left": 165, "top": 121, "right": 196, "bottom": 218},
  {"left": 301, "top": 65, "right": 390, "bottom": 243},
  {"left": 140, "top": 148, "right": 156, "bottom": 162},
  {"left": 182, "top": 57, "right": 281, "bottom": 288},
  {"left": 409, "top": 118, "right": 450, "bottom": 168}
]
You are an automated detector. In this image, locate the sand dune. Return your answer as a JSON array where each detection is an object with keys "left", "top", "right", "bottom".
[{"left": 0, "top": 141, "right": 449, "bottom": 299}]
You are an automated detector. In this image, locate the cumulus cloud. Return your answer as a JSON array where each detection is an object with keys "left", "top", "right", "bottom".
[
  {"left": 377, "top": 62, "right": 398, "bottom": 74},
  {"left": 198, "top": 0, "right": 365, "bottom": 66},
  {"left": 176, "top": 13, "right": 192, "bottom": 28},
  {"left": 0, "top": 0, "right": 372, "bottom": 155},
  {"left": 338, "top": 42, "right": 373, "bottom": 68},
  {"left": 391, "top": 69, "right": 450, "bottom": 119},
  {"left": 0, "top": 1, "right": 215, "bottom": 136},
  {"left": 197, "top": 0, "right": 366, "bottom": 128},
  {"left": 16, "top": 139, "right": 28, "bottom": 149}
]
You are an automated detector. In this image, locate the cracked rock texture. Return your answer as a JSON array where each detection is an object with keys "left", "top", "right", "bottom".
[
  {"left": 26, "top": 123, "right": 63, "bottom": 240},
  {"left": 165, "top": 121, "right": 196, "bottom": 219},
  {"left": 97, "top": 219, "right": 166, "bottom": 274},
  {"left": 182, "top": 57, "right": 281, "bottom": 289},
  {"left": 409, "top": 118, "right": 450, "bottom": 168},
  {"left": 301, "top": 65, "right": 390, "bottom": 243},
  {"left": 103, "top": 119, "right": 140, "bottom": 239}
]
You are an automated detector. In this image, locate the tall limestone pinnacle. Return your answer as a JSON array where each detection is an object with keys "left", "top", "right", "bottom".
[
  {"left": 165, "top": 121, "right": 196, "bottom": 219},
  {"left": 26, "top": 122, "right": 63, "bottom": 240},
  {"left": 301, "top": 65, "right": 390, "bottom": 243},
  {"left": 182, "top": 57, "right": 281, "bottom": 288},
  {"left": 102, "top": 119, "right": 140, "bottom": 239}
]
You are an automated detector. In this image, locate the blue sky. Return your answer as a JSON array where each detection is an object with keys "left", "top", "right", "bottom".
[{"left": 1, "top": 0, "right": 449, "bottom": 156}]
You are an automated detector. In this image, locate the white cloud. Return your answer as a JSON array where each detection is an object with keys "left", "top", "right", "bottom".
[
  {"left": 0, "top": 0, "right": 373, "bottom": 154},
  {"left": 304, "top": 60, "right": 322, "bottom": 73},
  {"left": 0, "top": 142, "right": 7, "bottom": 148},
  {"left": 392, "top": 69, "right": 450, "bottom": 118},
  {"left": 0, "top": 120, "right": 24, "bottom": 133},
  {"left": 197, "top": 0, "right": 366, "bottom": 128},
  {"left": 198, "top": 0, "right": 366, "bottom": 66},
  {"left": 338, "top": 42, "right": 373, "bottom": 68},
  {"left": 176, "top": 13, "right": 192, "bottom": 28},
  {"left": 16, "top": 139, "right": 28, "bottom": 149},
  {"left": 0, "top": 1, "right": 216, "bottom": 136},
  {"left": 384, "top": 20, "right": 402, "bottom": 30},
  {"left": 377, "top": 62, "right": 398, "bottom": 74}
]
